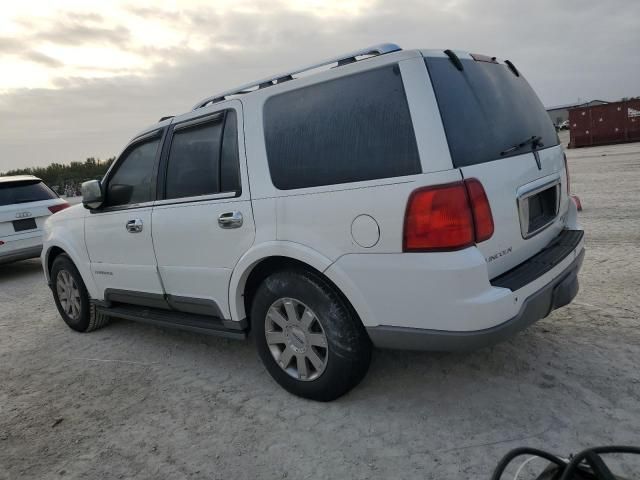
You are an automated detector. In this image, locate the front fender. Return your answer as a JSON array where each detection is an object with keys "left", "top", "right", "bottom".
[{"left": 41, "top": 215, "right": 98, "bottom": 299}]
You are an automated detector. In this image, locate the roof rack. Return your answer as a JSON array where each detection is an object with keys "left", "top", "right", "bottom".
[{"left": 191, "top": 43, "right": 402, "bottom": 110}]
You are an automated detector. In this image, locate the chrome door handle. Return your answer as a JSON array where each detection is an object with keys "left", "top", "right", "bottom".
[
  {"left": 126, "top": 218, "right": 143, "bottom": 233},
  {"left": 218, "top": 211, "right": 243, "bottom": 229}
]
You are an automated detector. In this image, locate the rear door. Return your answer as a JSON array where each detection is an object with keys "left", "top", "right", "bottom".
[
  {"left": 151, "top": 101, "right": 255, "bottom": 319},
  {"left": 85, "top": 130, "right": 166, "bottom": 304},
  {"left": 424, "top": 54, "right": 570, "bottom": 278}
]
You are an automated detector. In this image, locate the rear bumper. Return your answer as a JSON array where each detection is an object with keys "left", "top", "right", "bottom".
[
  {"left": 367, "top": 247, "right": 584, "bottom": 351},
  {"left": 325, "top": 227, "right": 584, "bottom": 351},
  {"left": 0, "top": 245, "right": 43, "bottom": 265}
]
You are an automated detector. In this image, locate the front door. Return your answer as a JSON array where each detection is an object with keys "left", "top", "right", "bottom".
[
  {"left": 85, "top": 130, "right": 166, "bottom": 306},
  {"left": 151, "top": 102, "right": 255, "bottom": 319}
]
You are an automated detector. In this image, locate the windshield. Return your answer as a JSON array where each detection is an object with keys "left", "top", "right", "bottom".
[
  {"left": 425, "top": 56, "right": 559, "bottom": 167},
  {"left": 0, "top": 180, "right": 58, "bottom": 206}
]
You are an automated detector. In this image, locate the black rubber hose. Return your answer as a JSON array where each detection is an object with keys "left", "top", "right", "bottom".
[
  {"left": 558, "top": 446, "right": 640, "bottom": 480},
  {"left": 491, "top": 447, "right": 567, "bottom": 480}
]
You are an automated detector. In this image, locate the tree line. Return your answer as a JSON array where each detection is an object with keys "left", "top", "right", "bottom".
[{"left": 1, "top": 157, "right": 115, "bottom": 195}]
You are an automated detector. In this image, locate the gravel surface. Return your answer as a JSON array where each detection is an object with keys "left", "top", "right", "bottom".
[{"left": 1, "top": 137, "right": 639, "bottom": 479}]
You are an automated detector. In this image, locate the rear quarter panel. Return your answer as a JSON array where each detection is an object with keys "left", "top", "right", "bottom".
[{"left": 241, "top": 51, "right": 456, "bottom": 261}]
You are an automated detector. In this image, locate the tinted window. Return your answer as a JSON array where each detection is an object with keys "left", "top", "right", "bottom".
[
  {"left": 106, "top": 138, "right": 160, "bottom": 207},
  {"left": 425, "top": 57, "right": 559, "bottom": 168},
  {"left": 166, "top": 119, "right": 223, "bottom": 199},
  {"left": 264, "top": 66, "right": 421, "bottom": 190},
  {"left": 165, "top": 111, "right": 240, "bottom": 200},
  {"left": 0, "top": 180, "right": 57, "bottom": 206}
]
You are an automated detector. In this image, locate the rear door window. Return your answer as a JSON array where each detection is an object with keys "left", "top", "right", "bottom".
[
  {"left": 164, "top": 110, "right": 240, "bottom": 200},
  {"left": 425, "top": 57, "right": 559, "bottom": 167},
  {"left": 0, "top": 180, "right": 57, "bottom": 206},
  {"left": 263, "top": 66, "right": 421, "bottom": 190}
]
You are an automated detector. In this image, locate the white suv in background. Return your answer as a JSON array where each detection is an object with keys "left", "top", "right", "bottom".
[
  {"left": 42, "top": 45, "right": 584, "bottom": 401},
  {"left": 0, "top": 176, "right": 69, "bottom": 264}
]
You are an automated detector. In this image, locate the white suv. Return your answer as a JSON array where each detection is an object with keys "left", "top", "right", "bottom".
[
  {"left": 1, "top": 175, "right": 69, "bottom": 264},
  {"left": 42, "top": 45, "right": 584, "bottom": 400}
]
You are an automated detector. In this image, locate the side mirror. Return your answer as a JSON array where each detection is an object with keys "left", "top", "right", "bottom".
[{"left": 81, "top": 180, "right": 104, "bottom": 210}]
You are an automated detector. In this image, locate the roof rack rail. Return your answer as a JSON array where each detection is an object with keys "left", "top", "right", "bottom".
[{"left": 191, "top": 43, "right": 402, "bottom": 110}]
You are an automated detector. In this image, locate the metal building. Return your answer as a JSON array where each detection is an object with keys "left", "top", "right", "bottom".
[{"left": 546, "top": 100, "right": 608, "bottom": 125}]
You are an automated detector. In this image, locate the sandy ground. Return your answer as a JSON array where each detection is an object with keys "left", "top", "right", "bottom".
[{"left": 1, "top": 135, "right": 639, "bottom": 479}]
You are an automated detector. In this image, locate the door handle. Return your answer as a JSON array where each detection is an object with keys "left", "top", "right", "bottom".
[
  {"left": 126, "top": 218, "right": 143, "bottom": 233},
  {"left": 218, "top": 211, "right": 243, "bottom": 229}
]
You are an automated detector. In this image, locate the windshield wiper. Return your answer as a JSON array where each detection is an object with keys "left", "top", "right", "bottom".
[{"left": 500, "top": 135, "right": 543, "bottom": 156}]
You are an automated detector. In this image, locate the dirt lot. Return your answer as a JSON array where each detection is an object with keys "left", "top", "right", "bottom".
[{"left": 1, "top": 136, "right": 639, "bottom": 479}]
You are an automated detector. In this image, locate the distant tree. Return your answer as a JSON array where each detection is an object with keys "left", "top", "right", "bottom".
[{"left": 0, "top": 156, "right": 115, "bottom": 194}]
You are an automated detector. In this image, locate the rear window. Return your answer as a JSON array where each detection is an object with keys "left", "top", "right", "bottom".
[
  {"left": 263, "top": 66, "right": 421, "bottom": 190},
  {"left": 0, "top": 180, "right": 57, "bottom": 206},
  {"left": 425, "top": 57, "right": 559, "bottom": 168}
]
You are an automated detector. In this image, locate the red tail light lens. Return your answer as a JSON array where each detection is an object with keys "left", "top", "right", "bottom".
[
  {"left": 563, "top": 152, "right": 571, "bottom": 194},
  {"left": 48, "top": 202, "right": 70, "bottom": 214},
  {"left": 464, "top": 178, "right": 494, "bottom": 243},
  {"left": 403, "top": 179, "right": 493, "bottom": 252},
  {"left": 403, "top": 182, "right": 474, "bottom": 251}
]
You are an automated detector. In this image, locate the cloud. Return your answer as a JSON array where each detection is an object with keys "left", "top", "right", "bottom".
[
  {"left": 0, "top": 38, "right": 24, "bottom": 55},
  {"left": 1, "top": 0, "right": 639, "bottom": 171},
  {"left": 22, "top": 51, "right": 64, "bottom": 67},
  {"left": 0, "top": 11, "right": 133, "bottom": 81},
  {"left": 34, "top": 22, "right": 131, "bottom": 48}
]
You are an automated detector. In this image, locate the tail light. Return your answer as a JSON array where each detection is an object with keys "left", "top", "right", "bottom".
[
  {"left": 464, "top": 178, "right": 494, "bottom": 243},
  {"left": 48, "top": 202, "right": 70, "bottom": 214},
  {"left": 563, "top": 152, "right": 571, "bottom": 194},
  {"left": 403, "top": 179, "right": 494, "bottom": 252}
]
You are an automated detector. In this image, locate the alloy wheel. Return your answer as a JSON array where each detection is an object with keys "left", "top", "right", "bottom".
[
  {"left": 265, "top": 298, "right": 329, "bottom": 381},
  {"left": 56, "top": 270, "right": 81, "bottom": 321}
]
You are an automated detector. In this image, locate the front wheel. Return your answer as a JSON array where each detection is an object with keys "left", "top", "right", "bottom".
[
  {"left": 252, "top": 269, "right": 372, "bottom": 401},
  {"left": 50, "top": 254, "right": 109, "bottom": 332}
]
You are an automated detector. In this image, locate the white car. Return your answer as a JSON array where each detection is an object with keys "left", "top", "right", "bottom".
[
  {"left": 0, "top": 176, "right": 69, "bottom": 264},
  {"left": 42, "top": 45, "right": 584, "bottom": 400}
]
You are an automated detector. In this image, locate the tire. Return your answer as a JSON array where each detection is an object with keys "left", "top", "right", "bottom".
[
  {"left": 50, "top": 254, "right": 109, "bottom": 333},
  {"left": 252, "top": 269, "right": 372, "bottom": 401}
]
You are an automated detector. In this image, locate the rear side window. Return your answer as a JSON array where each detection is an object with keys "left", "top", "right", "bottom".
[
  {"left": 0, "top": 180, "right": 57, "bottom": 206},
  {"left": 165, "top": 110, "right": 240, "bottom": 200},
  {"left": 264, "top": 66, "right": 421, "bottom": 190},
  {"left": 425, "top": 57, "right": 559, "bottom": 168},
  {"left": 106, "top": 138, "right": 160, "bottom": 207}
]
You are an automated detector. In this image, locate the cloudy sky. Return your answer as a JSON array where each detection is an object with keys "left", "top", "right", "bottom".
[{"left": 1, "top": 0, "right": 639, "bottom": 171}]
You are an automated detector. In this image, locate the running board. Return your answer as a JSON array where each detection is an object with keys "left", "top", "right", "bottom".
[{"left": 95, "top": 304, "right": 247, "bottom": 340}]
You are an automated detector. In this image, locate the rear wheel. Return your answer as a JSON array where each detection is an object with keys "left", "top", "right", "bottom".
[
  {"left": 252, "top": 269, "right": 371, "bottom": 401},
  {"left": 51, "top": 254, "right": 109, "bottom": 332}
]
